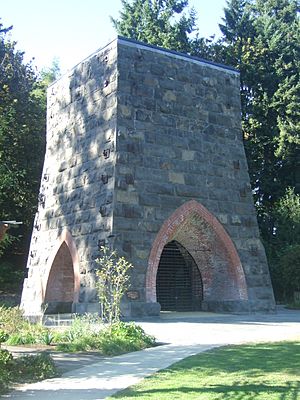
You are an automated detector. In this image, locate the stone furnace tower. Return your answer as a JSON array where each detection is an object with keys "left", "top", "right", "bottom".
[{"left": 21, "top": 37, "right": 275, "bottom": 318}]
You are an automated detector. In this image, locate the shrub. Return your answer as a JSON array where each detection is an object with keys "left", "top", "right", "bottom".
[
  {"left": 0, "top": 329, "right": 8, "bottom": 347},
  {"left": 0, "top": 349, "right": 13, "bottom": 366},
  {"left": 13, "top": 353, "right": 57, "bottom": 382},
  {"left": 98, "top": 322, "right": 155, "bottom": 356},
  {"left": 0, "top": 350, "right": 58, "bottom": 395},
  {"left": 5, "top": 323, "right": 52, "bottom": 346},
  {"left": 0, "top": 305, "right": 27, "bottom": 335},
  {"left": 60, "top": 314, "right": 103, "bottom": 343},
  {"left": 95, "top": 246, "right": 133, "bottom": 324},
  {"left": 56, "top": 321, "right": 155, "bottom": 355},
  {"left": 0, "top": 349, "right": 13, "bottom": 394}
]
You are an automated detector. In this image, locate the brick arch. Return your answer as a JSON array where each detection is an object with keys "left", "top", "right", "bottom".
[
  {"left": 146, "top": 200, "right": 248, "bottom": 303},
  {"left": 42, "top": 230, "right": 80, "bottom": 305}
]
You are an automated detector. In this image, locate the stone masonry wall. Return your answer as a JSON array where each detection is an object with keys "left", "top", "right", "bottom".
[
  {"left": 113, "top": 39, "right": 275, "bottom": 315},
  {"left": 21, "top": 40, "right": 118, "bottom": 315}
]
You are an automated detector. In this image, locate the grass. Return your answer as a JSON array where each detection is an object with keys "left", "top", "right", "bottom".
[{"left": 110, "top": 341, "right": 300, "bottom": 400}]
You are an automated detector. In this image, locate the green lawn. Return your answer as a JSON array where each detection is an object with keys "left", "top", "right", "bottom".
[{"left": 110, "top": 341, "right": 300, "bottom": 400}]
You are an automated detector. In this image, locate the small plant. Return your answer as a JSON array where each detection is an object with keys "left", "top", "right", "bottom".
[
  {"left": 61, "top": 314, "right": 103, "bottom": 342},
  {"left": 0, "top": 330, "right": 8, "bottom": 347},
  {"left": 95, "top": 246, "right": 133, "bottom": 324},
  {"left": 39, "top": 329, "right": 54, "bottom": 346}
]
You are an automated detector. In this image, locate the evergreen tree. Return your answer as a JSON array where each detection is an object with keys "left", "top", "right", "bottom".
[
  {"left": 219, "top": 0, "right": 300, "bottom": 241},
  {"left": 0, "top": 21, "right": 46, "bottom": 263},
  {"left": 111, "top": 0, "right": 197, "bottom": 53}
]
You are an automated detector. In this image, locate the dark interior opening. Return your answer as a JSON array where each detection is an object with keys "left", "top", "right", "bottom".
[{"left": 156, "top": 240, "right": 203, "bottom": 311}]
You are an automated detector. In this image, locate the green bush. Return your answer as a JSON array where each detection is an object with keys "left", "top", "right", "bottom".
[
  {"left": 5, "top": 323, "right": 53, "bottom": 346},
  {"left": 56, "top": 322, "right": 155, "bottom": 355},
  {"left": 13, "top": 353, "right": 57, "bottom": 382},
  {"left": 0, "top": 329, "right": 8, "bottom": 346},
  {"left": 0, "top": 349, "right": 13, "bottom": 366},
  {"left": 0, "top": 305, "right": 27, "bottom": 335},
  {"left": 59, "top": 314, "right": 103, "bottom": 342},
  {"left": 0, "top": 349, "right": 13, "bottom": 394},
  {"left": 99, "top": 322, "right": 155, "bottom": 355},
  {"left": 0, "top": 350, "right": 58, "bottom": 395},
  {"left": 0, "top": 305, "right": 59, "bottom": 346},
  {"left": 56, "top": 335, "right": 100, "bottom": 352}
]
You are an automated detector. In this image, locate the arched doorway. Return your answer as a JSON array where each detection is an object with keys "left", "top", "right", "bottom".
[
  {"left": 146, "top": 200, "right": 248, "bottom": 312},
  {"left": 156, "top": 241, "right": 203, "bottom": 311},
  {"left": 44, "top": 242, "right": 75, "bottom": 313}
]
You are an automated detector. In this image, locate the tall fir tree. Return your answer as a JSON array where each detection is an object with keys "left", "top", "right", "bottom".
[
  {"left": 0, "top": 21, "right": 46, "bottom": 264},
  {"left": 219, "top": 0, "right": 300, "bottom": 241},
  {"left": 111, "top": 0, "right": 197, "bottom": 53}
]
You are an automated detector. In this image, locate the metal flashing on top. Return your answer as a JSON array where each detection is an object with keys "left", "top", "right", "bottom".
[{"left": 117, "top": 36, "right": 239, "bottom": 75}]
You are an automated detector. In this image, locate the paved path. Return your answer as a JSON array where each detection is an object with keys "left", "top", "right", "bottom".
[{"left": 2, "top": 308, "right": 300, "bottom": 400}]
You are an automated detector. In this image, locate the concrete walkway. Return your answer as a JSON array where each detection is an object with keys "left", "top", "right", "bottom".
[{"left": 2, "top": 308, "right": 300, "bottom": 400}]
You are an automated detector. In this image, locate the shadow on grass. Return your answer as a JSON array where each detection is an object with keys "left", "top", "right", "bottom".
[
  {"left": 113, "top": 382, "right": 300, "bottom": 399},
  {"left": 168, "top": 342, "right": 300, "bottom": 375},
  {"left": 112, "top": 342, "right": 300, "bottom": 399}
]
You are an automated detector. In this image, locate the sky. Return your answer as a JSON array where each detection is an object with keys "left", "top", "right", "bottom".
[{"left": 0, "top": 0, "right": 227, "bottom": 74}]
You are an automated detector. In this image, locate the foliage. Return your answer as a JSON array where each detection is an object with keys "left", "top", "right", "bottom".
[
  {"left": 112, "top": 0, "right": 198, "bottom": 54},
  {"left": 0, "top": 351, "right": 58, "bottom": 395},
  {"left": 13, "top": 353, "right": 57, "bottom": 382},
  {"left": 57, "top": 321, "right": 155, "bottom": 355},
  {"left": 265, "top": 188, "right": 300, "bottom": 300},
  {"left": 0, "top": 22, "right": 60, "bottom": 269},
  {"left": 0, "top": 349, "right": 13, "bottom": 394},
  {"left": 98, "top": 322, "right": 155, "bottom": 356},
  {"left": 59, "top": 314, "right": 102, "bottom": 342},
  {"left": 217, "top": 1, "right": 300, "bottom": 301},
  {"left": 0, "top": 330, "right": 8, "bottom": 346},
  {"left": 95, "top": 247, "right": 133, "bottom": 324},
  {"left": 0, "top": 304, "right": 55, "bottom": 345},
  {"left": 111, "top": 341, "right": 300, "bottom": 399},
  {"left": 0, "top": 348, "right": 13, "bottom": 366},
  {"left": 0, "top": 260, "right": 24, "bottom": 291},
  {"left": 0, "top": 305, "right": 27, "bottom": 335},
  {"left": 280, "top": 245, "right": 300, "bottom": 295},
  {"left": 0, "top": 21, "right": 46, "bottom": 223}
]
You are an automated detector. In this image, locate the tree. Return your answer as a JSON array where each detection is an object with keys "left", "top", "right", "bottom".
[
  {"left": 0, "top": 20, "right": 46, "bottom": 265},
  {"left": 111, "top": 0, "right": 198, "bottom": 53},
  {"left": 218, "top": 0, "right": 300, "bottom": 301},
  {"left": 266, "top": 188, "right": 300, "bottom": 300},
  {"left": 219, "top": 0, "right": 300, "bottom": 218}
]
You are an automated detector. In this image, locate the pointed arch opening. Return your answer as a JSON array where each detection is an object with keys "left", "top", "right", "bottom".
[
  {"left": 43, "top": 230, "right": 80, "bottom": 314},
  {"left": 146, "top": 200, "right": 248, "bottom": 311}
]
